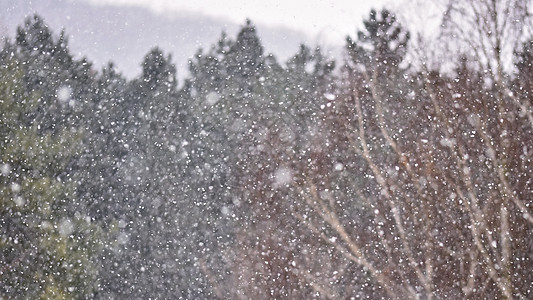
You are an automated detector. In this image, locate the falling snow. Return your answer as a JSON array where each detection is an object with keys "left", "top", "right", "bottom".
[
  {"left": 1, "top": 1, "right": 532, "bottom": 299},
  {"left": 56, "top": 85, "right": 72, "bottom": 102},
  {"left": 272, "top": 167, "right": 294, "bottom": 188}
]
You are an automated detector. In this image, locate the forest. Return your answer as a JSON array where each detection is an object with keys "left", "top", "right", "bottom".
[{"left": 1, "top": 1, "right": 532, "bottom": 299}]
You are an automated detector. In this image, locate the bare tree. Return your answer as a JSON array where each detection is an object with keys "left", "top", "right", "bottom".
[
  {"left": 205, "top": 6, "right": 533, "bottom": 299},
  {"left": 442, "top": 0, "right": 533, "bottom": 129},
  {"left": 291, "top": 5, "right": 533, "bottom": 299}
]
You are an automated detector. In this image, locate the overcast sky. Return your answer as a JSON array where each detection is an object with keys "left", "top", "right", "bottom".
[{"left": 86, "top": 0, "right": 400, "bottom": 45}]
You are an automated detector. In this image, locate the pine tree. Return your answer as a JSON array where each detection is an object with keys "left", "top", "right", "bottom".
[
  {"left": 346, "top": 9, "right": 410, "bottom": 74},
  {"left": 0, "top": 59, "right": 102, "bottom": 299},
  {"left": 6, "top": 14, "right": 95, "bottom": 133}
]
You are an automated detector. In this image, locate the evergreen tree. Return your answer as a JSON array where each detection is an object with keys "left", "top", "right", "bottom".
[
  {"left": 346, "top": 9, "right": 410, "bottom": 74},
  {"left": 76, "top": 62, "right": 129, "bottom": 221},
  {"left": 224, "top": 19, "right": 265, "bottom": 92},
  {"left": 0, "top": 59, "right": 102, "bottom": 299},
  {"left": 343, "top": 8, "right": 413, "bottom": 154},
  {"left": 5, "top": 15, "right": 96, "bottom": 133}
]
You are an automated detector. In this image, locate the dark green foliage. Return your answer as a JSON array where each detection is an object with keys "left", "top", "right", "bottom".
[
  {"left": 140, "top": 47, "right": 177, "bottom": 93},
  {"left": 4, "top": 15, "right": 96, "bottom": 134},
  {"left": 346, "top": 9, "right": 410, "bottom": 73},
  {"left": 0, "top": 60, "right": 102, "bottom": 299},
  {"left": 225, "top": 19, "right": 265, "bottom": 90}
]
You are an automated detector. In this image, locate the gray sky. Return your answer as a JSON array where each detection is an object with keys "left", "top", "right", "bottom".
[
  {"left": 86, "top": 0, "right": 396, "bottom": 45},
  {"left": 80, "top": 0, "right": 446, "bottom": 77},
  {"left": 1, "top": 0, "right": 443, "bottom": 77}
]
